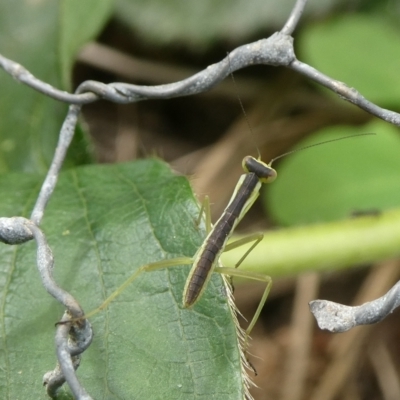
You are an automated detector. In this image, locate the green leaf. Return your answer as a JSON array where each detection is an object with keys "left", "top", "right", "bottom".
[
  {"left": 59, "top": 0, "right": 114, "bottom": 90},
  {"left": 0, "top": 0, "right": 112, "bottom": 173},
  {"left": 115, "top": 0, "right": 338, "bottom": 49},
  {"left": 0, "top": 160, "right": 246, "bottom": 399},
  {"left": 298, "top": 14, "right": 400, "bottom": 106},
  {"left": 265, "top": 121, "right": 400, "bottom": 225}
]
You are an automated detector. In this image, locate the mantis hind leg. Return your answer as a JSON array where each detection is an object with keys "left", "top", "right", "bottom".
[
  {"left": 215, "top": 266, "right": 272, "bottom": 375},
  {"left": 83, "top": 256, "right": 193, "bottom": 319},
  {"left": 214, "top": 266, "right": 272, "bottom": 337}
]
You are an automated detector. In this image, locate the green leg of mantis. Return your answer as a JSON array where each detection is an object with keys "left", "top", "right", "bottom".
[
  {"left": 215, "top": 266, "right": 272, "bottom": 337},
  {"left": 217, "top": 232, "right": 272, "bottom": 337},
  {"left": 83, "top": 256, "right": 193, "bottom": 319}
]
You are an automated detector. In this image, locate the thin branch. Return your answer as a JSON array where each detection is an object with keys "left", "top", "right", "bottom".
[
  {"left": 0, "top": 217, "right": 34, "bottom": 244},
  {"left": 0, "top": 217, "right": 92, "bottom": 396},
  {"left": 0, "top": 33, "right": 294, "bottom": 104},
  {"left": 289, "top": 60, "right": 400, "bottom": 125},
  {"left": 30, "top": 104, "right": 82, "bottom": 225},
  {"left": 0, "top": 54, "right": 95, "bottom": 104},
  {"left": 281, "top": 0, "right": 308, "bottom": 35},
  {"left": 308, "top": 259, "right": 400, "bottom": 400},
  {"left": 28, "top": 222, "right": 85, "bottom": 318},
  {"left": 31, "top": 105, "right": 81, "bottom": 225},
  {"left": 0, "top": 218, "right": 85, "bottom": 315},
  {"left": 31, "top": 219, "right": 93, "bottom": 396},
  {"left": 2, "top": 23, "right": 400, "bottom": 127},
  {"left": 2, "top": 32, "right": 399, "bottom": 128},
  {"left": 51, "top": 313, "right": 93, "bottom": 400},
  {"left": 310, "top": 280, "right": 400, "bottom": 333}
]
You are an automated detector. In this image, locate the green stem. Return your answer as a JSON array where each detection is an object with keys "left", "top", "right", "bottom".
[{"left": 222, "top": 207, "right": 400, "bottom": 278}]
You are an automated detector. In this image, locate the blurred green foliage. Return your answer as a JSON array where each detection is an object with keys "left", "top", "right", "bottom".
[
  {"left": 115, "top": 0, "right": 338, "bottom": 48},
  {"left": 265, "top": 11, "right": 400, "bottom": 226},
  {"left": 0, "top": 0, "right": 112, "bottom": 173},
  {"left": 266, "top": 121, "right": 400, "bottom": 225},
  {"left": 298, "top": 14, "right": 400, "bottom": 106}
]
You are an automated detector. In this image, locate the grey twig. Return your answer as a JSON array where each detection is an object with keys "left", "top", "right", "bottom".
[
  {"left": 48, "top": 313, "right": 93, "bottom": 400},
  {"left": 0, "top": 32, "right": 294, "bottom": 105},
  {"left": 1, "top": 15, "right": 399, "bottom": 126},
  {"left": 0, "top": 217, "right": 34, "bottom": 244},
  {"left": 281, "top": 0, "right": 308, "bottom": 35},
  {"left": 0, "top": 217, "right": 92, "bottom": 396},
  {"left": 28, "top": 222, "right": 93, "bottom": 395},
  {"left": 28, "top": 222, "right": 85, "bottom": 318},
  {"left": 0, "top": 30, "right": 400, "bottom": 126},
  {"left": 289, "top": 60, "right": 400, "bottom": 125},
  {"left": 44, "top": 316, "right": 93, "bottom": 398},
  {"left": 43, "top": 363, "right": 70, "bottom": 399},
  {"left": 309, "top": 280, "right": 400, "bottom": 333},
  {"left": 30, "top": 104, "right": 82, "bottom": 226},
  {"left": 0, "top": 53, "right": 95, "bottom": 104},
  {"left": 110, "top": 32, "right": 295, "bottom": 101}
]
